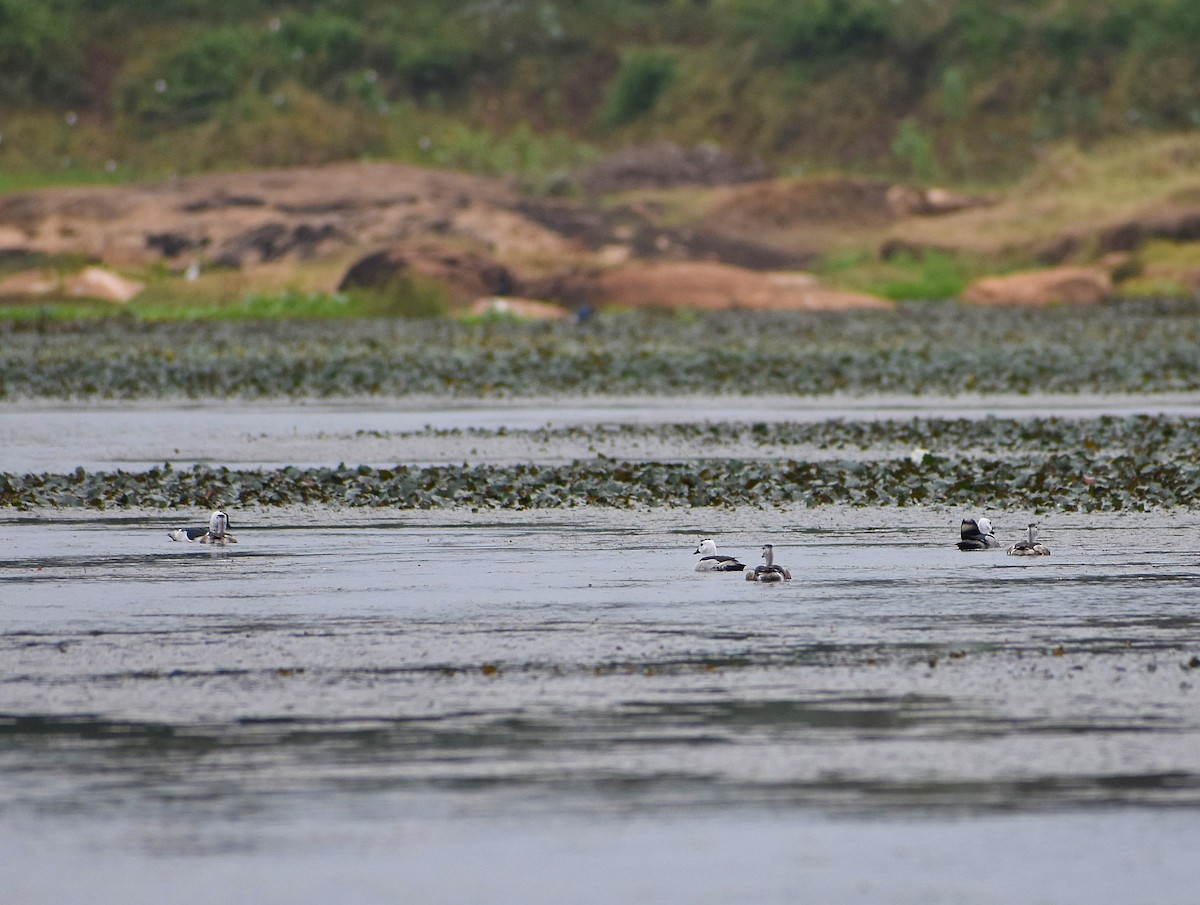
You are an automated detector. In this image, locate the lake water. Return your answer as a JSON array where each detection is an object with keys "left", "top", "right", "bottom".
[
  {"left": 3, "top": 398, "right": 1200, "bottom": 903},
  {"left": 5, "top": 391, "right": 1200, "bottom": 471}
]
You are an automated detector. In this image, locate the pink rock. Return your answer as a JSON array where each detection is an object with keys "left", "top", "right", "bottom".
[
  {"left": 596, "top": 261, "right": 892, "bottom": 311},
  {"left": 64, "top": 266, "right": 145, "bottom": 303},
  {"left": 468, "top": 296, "right": 570, "bottom": 320},
  {"left": 961, "top": 267, "right": 1112, "bottom": 306}
]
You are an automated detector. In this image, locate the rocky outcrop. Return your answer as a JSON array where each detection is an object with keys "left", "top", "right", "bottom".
[
  {"left": 885, "top": 185, "right": 993, "bottom": 217},
  {"left": 0, "top": 162, "right": 521, "bottom": 271},
  {"left": 66, "top": 266, "right": 145, "bottom": 302},
  {"left": 3, "top": 158, "right": 1188, "bottom": 313},
  {"left": 594, "top": 261, "right": 893, "bottom": 311},
  {"left": 468, "top": 297, "right": 570, "bottom": 320},
  {"left": 1098, "top": 204, "right": 1200, "bottom": 252},
  {"left": 961, "top": 266, "right": 1112, "bottom": 306},
  {"left": 0, "top": 270, "right": 60, "bottom": 296},
  {"left": 209, "top": 222, "right": 346, "bottom": 267},
  {"left": 0, "top": 266, "right": 144, "bottom": 302},
  {"left": 338, "top": 246, "right": 515, "bottom": 305},
  {"left": 579, "top": 141, "right": 769, "bottom": 194}
]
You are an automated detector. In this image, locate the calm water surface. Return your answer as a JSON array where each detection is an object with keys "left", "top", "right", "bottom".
[
  {"left": 3, "top": 395, "right": 1200, "bottom": 903},
  {"left": 3, "top": 506, "right": 1200, "bottom": 904},
  {"left": 6, "top": 392, "right": 1200, "bottom": 470}
]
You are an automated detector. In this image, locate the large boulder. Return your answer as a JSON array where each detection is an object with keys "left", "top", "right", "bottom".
[
  {"left": 579, "top": 141, "right": 769, "bottom": 194},
  {"left": 961, "top": 266, "right": 1112, "bottom": 306},
  {"left": 0, "top": 266, "right": 144, "bottom": 303},
  {"left": 0, "top": 269, "right": 60, "bottom": 296},
  {"left": 467, "top": 296, "right": 570, "bottom": 320},
  {"left": 338, "top": 246, "right": 515, "bottom": 306},
  {"left": 886, "top": 185, "right": 992, "bottom": 217},
  {"left": 595, "top": 261, "right": 893, "bottom": 311},
  {"left": 65, "top": 266, "right": 145, "bottom": 302}
]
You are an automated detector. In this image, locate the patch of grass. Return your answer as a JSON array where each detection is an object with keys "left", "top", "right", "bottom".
[
  {"left": 348, "top": 275, "right": 449, "bottom": 318},
  {"left": 0, "top": 274, "right": 450, "bottom": 323},
  {"left": 0, "top": 251, "right": 90, "bottom": 279},
  {"left": 0, "top": 166, "right": 132, "bottom": 194},
  {"left": 871, "top": 251, "right": 975, "bottom": 301},
  {"left": 133, "top": 290, "right": 359, "bottom": 321},
  {"left": 0, "top": 300, "right": 120, "bottom": 323},
  {"left": 816, "top": 249, "right": 978, "bottom": 301},
  {"left": 179, "top": 280, "right": 446, "bottom": 320},
  {"left": 890, "top": 134, "right": 1200, "bottom": 258},
  {"left": 0, "top": 92, "right": 599, "bottom": 195},
  {"left": 0, "top": 112, "right": 137, "bottom": 189}
]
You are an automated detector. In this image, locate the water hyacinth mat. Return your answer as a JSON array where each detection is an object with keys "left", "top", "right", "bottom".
[
  {"left": 3, "top": 302, "right": 1200, "bottom": 398},
  {"left": 5, "top": 415, "right": 1200, "bottom": 511}
]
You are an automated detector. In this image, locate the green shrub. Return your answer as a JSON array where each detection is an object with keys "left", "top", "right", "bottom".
[
  {"left": 273, "top": 12, "right": 368, "bottom": 85},
  {"left": 729, "top": 0, "right": 891, "bottom": 60},
  {"left": 891, "top": 117, "right": 934, "bottom": 180},
  {"left": 238, "top": 291, "right": 353, "bottom": 319},
  {"left": 818, "top": 249, "right": 975, "bottom": 302},
  {"left": 117, "top": 26, "right": 272, "bottom": 128},
  {"left": 66, "top": 0, "right": 278, "bottom": 16},
  {"left": 602, "top": 48, "right": 678, "bottom": 126},
  {"left": 393, "top": 36, "right": 474, "bottom": 97},
  {"left": 349, "top": 276, "right": 449, "bottom": 319},
  {"left": 950, "top": 2, "right": 1025, "bottom": 61},
  {"left": 15, "top": 0, "right": 1200, "bottom": 185},
  {"left": 873, "top": 252, "right": 973, "bottom": 302},
  {"left": 0, "top": 0, "right": 85, "bottom": 105}
]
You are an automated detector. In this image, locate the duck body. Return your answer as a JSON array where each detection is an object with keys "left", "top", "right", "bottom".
[
  {"left": 693, "top": 538, "right": 746, "bottom": 572},
  {"left": 957, "top": 517, "right": 999, "bottom": 551},
  {"left": 169, "top": 510, "right": 238, "bottom": 545},
  {"left": 168, "top": 526, "right": 208, "bottom": 542},
  {"left": 746, "top": 544, "right": 792, "bottom": 582},
  {"left": 1007, "top": 522, "right": 1050, "bottom": 556}
]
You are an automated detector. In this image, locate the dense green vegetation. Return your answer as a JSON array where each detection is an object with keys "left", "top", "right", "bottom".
[
  {"left": 5, "top": 304, "right": 1199, "bottom": 513},
  {"left": 3, "top": 0, "right": 1200, "bottom": 186},
  {"left": 6, "top": 414, "right": 1200, "bottom": 511},
  {"left": 3, "top": 302, "right": 1199, "bottom": 399}
]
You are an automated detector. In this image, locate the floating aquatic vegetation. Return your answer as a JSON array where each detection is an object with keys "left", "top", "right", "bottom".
[
  {"left": 4, "top": 439, "right": 1200, "bottom": 511},
  {"left": 6, "top": 415, "right": 1200, "bottom": 511},
  {"left": 368, "top": 414, "right": 1200, "bottom": 460},
  {"left": 3, "top": 301, "right": 1200, "bottom": 398}
]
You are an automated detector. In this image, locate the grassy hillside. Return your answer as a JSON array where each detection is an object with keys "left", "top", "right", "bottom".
[{"left": 3, "top": 0, "right": 1200, "bottom": 190}]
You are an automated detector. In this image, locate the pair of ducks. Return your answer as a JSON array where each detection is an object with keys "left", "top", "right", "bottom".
[
  {"left": 168, "top": 509, "right": 237, "bottom": 546},
  {"left": 693, "top": 539, "right": 793, "bottom": 582},
  {"left": 958, "top": 517, "right": 1050, "bottom": 556}
]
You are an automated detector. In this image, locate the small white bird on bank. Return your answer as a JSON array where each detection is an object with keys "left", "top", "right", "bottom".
[
  {"left": 957, "top": 517, "right": 1000, "bottom": 551},
  {"left": 693, "top": 538, "right": 746, "bottom": 572},
  {"left": 169, "top": 510, "right": 238, "bottom": 546},
  {"left": 1007, "top": 522, "right": 1050, "bottom": 556},
  {"left": 746, "top": 544, "right": 792, "bottom": 582}
]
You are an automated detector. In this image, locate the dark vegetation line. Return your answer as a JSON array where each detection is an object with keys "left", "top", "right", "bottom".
[
  {"left": 4, "top": 451, "right": 1198, "bottom": 512},
  {"left": 4, "top": 303, "right": 1200, "bottom": 398},
  {"left": 360, "top": 415, "right": 1200, "bottom": 457},
  {"left": 4, "top": 0, "right": 1200, "bottom": 183}
]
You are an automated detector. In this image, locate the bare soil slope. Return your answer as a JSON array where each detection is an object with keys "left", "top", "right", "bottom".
[{"left": 2, "top": 141, "right": 1198, "bottom": 310}]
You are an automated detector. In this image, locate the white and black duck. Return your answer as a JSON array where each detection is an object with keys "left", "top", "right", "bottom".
[
  {"left": 167, "top": 525, "right": 208, "bottom": 542},
  {"left": 693, "top": 538, "right": 746, "bottom": 572},
  {"left": 746, "top": 543, "right": 792, "bottom": 582},
  {"left": 957, "top": 517, "right": 1000, "bottom": 551},
  {"left": 169, "top": 510, "right": 238, "bottom": 546},
  {"left": 1007, "top": 522, "right": 1050, "bottom": 556}
]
